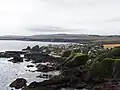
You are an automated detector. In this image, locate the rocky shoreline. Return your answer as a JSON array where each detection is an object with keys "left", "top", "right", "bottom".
[{"left": 1, "top": 43, "right": 120, "bottom": 90}]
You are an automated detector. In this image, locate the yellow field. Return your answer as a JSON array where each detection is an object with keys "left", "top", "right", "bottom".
[{"left": 104, "top": 44, "right": 120, "bottom": 48}]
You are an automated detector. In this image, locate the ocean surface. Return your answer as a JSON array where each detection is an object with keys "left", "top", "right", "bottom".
[
  {"left": 0, "top": 40, "right": 69, "bottom": 52},
  {"left": 0, "top": 40, "right": 68, "bottom": 90}
]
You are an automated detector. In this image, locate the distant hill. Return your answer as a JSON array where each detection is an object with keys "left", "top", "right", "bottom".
[
  {"left": 0, "top": 34, "right": 120, "bottom": 44},
  {"left": 0, "top": 35, "right": 26, "bottom": 40}
]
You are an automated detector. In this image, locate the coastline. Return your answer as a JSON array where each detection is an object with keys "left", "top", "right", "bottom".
[{"left": 1, "top": 41, "right": 120, "bottom": 90}]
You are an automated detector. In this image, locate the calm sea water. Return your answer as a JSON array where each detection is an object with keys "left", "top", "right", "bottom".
[
  {"left": 0, "top": 40, "right": 68, "bottom": 90},
  {"left": 0, "top": 40, "right": 68, "bottom": 52}
]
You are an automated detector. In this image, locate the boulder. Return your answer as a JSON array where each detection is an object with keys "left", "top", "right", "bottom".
[
  {"left": 93, "top": 47, "right": 120, "bottom": 63},
  {"left": 85, "top": 58, "right": 115, "bottom": 81},
  {"left": 0, "top": 51, "right": 26, "bottom": 58},
  {"left": 9, "top": 78, "right": 27, "bottom": 89},
  {"left": 92, "top": 80, "right": 120, "bottom": 90},
  {"left": 22, "top": 67, "right": 82, "bottom": 90},
  {"left": 85, "top": 62, "right": 102, "bottom": 81},
  {"left": 113, "top": 59, "right": 120, "bottom": 79},
  {"left": 23, "top": 75, "right": 69, "bottom": 89},
  {"left": 100, "top": 58, "right": 114, "bottom": 75},
  {"left": 75, "top": 83, "right": 87, "bottom": 89},
  {"left": 8, "top": 55, "right": 23, "bottom": 63},
  {"left": 36, "top": 64, "right": 56, "bottom": 72},
  {"left": 27, "top": 65, "right": 34, "bottom": 68},
  {"left": 22, "top": 86, "right": 56, "bottom": 90},
  {"left": 24, "top": 52, "right": 60, "bottom": 63},
  {"left": 31, "top": 45, "right": 40, "bottom": 52},
  {"left": 37, "top": 73, "right": 53, "bottom": 78},
  {"left": 65, "top": 53, "right": 89, "bottom": 67},
  {"left": 65, "top": 52, "right": 83, "bottom": 62},
  {"left": 61, "top": 50, "right": 71, "bottom": 57},
  {"left": 22, "top": 46, "right": 31, "bottom": 51},
  {"left": 65, "top": 52, "right": 77, "bottom": 62},
  {"left": 0, "top": 52, "right": 10, "bottom": 58},
  {"left": 107, "top": 46, "right": 120, "bottom": 58}
]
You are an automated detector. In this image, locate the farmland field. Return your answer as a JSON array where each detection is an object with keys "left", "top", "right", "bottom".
[{"left": 104, "top": 44, "right": 120, "bottom": 48}]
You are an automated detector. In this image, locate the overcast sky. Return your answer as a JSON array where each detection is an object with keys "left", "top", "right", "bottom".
[{"left": 0, "top": 0, "right": 120, "bottom": 35}]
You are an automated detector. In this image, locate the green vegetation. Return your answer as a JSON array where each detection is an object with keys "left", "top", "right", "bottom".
[
  {"left": 64, "top": 51, "right": 89, "bottom": 67},
  {"left": 92, "top": 46, "right": 120, "bottom": 64},
  {"left": 113, "top": 59, "right": 120, "bottom": 79},
  {"left": 86, "top": 46, "right": 120, "bottom": 80},
  {"left": 107, "top": 46, "right": 120, "bottom": 58},
  {"left": 100, "top": 58, "right": 115, "bottom": 75}
]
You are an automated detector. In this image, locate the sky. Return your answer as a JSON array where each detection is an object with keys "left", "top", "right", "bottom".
[{"left": 0, "top": 0, "right": 120, "bottom": 35}]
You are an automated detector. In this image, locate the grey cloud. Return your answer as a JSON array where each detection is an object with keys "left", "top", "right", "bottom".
[
  {"left": 105, "top": 17, "right": 120, "bottom": 22},
  {"left": 28, "top": 26, "right": 67, "bottom": 32},
  {"left": 1, "top": 0, "right": 120, "bottom": 35},
  {"left": 27, "top": 25, "right": 86, "bottom": 33}
]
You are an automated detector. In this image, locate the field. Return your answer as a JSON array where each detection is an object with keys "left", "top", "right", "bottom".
[{"left": 104, "top": 44, "right": 120, "bottom": 48}]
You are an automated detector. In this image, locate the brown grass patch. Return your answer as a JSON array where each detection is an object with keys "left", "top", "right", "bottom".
[{"left": 104, "top": 44, "right": 120, "bottom": 48}]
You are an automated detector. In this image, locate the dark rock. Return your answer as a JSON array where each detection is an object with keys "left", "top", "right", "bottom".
[
  {"left": 65, "top": 53, "right": 89, "bottom": 68},
  {"left": 92, "top": 80, "right": 120, "bottom": 90},
  {"left": 22, "top": 86, "right": 56, "bottom": 90},
  {"left": 113, "top": 59, "right": 120, "bottom": 79},
  {"left": 5, "top": 51, "right": 26, "bottom": 54},
  {"left": 75, "top": 83, "right": 86, "bottom": 89},
  {"left": 1, "top": 51, "right": 26, "bottom": 58},
  {"left": 22, "top": 46, "right": 31, "bottom": 51},
  {"left": 37, "top": 73, "right": 53, "bottom": 78},
  {"left": 31, "top": 45, "right": 40, "bottom": 52},
  {"left": 36, "top": 64, "right": 56, "bottom": 72},
  {"left": 0, "top": 52, "right": 10, "bottom": 58},
  {"left": 61, "top": 50, "right": 71, "bottom": 57},
  {"left": 21, "top": 65, "right": 84, "bottom": 90},
  {"left": 85, "top": 58, "right": 115, "bottom": 81},
  {"left": 27, "top": 65, "right": 34, "bottom": 68},
  {"left": 24, "top": 52, "right": 60, "bottom": 63},
  {"left": 25, "top": 59, "right": 31, "bottom": 62},
  {"left": 9, "top": 78, "right": 27, "bottom": 89},
  {"left": 93, "top": 46, "right": 120, "bottom": 63},
  {"left": 28, "top": 76, "right": 69, "bottom": 88},
  {"left": 8, "top": 55, "right": 23, "bottom": 63}
]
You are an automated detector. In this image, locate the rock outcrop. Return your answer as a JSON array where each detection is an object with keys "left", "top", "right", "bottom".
[
  {"left": 8, "top": 54, "right": 23, "bottom": 63},
  {"left": 9, "top": 78, "right": 27, "bottom": 89},
  {"left": 65, "top": 53, "right": 89, "bottom": 68}
]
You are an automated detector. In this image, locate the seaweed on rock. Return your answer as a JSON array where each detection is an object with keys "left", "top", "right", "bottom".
[
  {"left": 65, "top": 53, "right": 89, "bottom": 68},
  {"left": 86, "top": 58, "right": 115, "bottom": 81}
]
